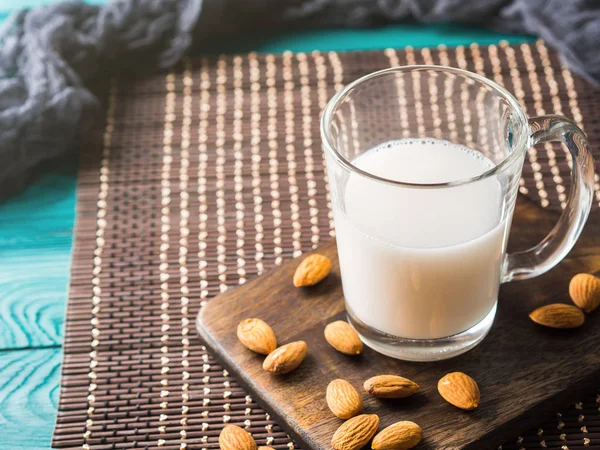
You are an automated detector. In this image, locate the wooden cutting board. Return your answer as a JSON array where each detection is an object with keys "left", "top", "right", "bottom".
[{"left": 196, "top": 199, "right": 600, "bottom": 450}]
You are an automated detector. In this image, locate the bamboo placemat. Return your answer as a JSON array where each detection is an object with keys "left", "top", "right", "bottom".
[{"left": 53, "top": 40, "right": 600, "bottom": 450}]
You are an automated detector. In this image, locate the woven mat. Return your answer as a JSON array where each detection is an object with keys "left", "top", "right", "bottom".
[{"left": 53, "top": 40, "right": 600, "bottom": 450}]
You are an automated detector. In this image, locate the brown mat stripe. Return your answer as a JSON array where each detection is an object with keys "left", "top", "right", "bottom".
[{"left": 54, "top": 41, "right": 599, "bottom": 450}]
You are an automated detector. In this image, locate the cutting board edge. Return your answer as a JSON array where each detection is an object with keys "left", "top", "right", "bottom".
[{"left": 196, "top": 309, "right": 323, "bottom": 450}]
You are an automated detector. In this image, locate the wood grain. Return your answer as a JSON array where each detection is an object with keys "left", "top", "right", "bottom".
[
  {"left": 0, "top": 348, "right": 61, "bottom": 449},
  {"left": 0, "top": 251, "right": 70, "bottom": 349},
  {"left": 0, "top": 170, "right": 75, "bottom": 350},
  {"left": 197, "top": 199, "right": 600, "bottom": 450}
]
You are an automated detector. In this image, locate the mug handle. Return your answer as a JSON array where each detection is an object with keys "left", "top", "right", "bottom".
[{"left": 502, "top": 115, "right": 596, "bottom": 282}]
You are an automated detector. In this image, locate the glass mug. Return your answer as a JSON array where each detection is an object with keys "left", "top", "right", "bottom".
[{"left": 321, "top": 66, "right": 595, "bottom": 361}]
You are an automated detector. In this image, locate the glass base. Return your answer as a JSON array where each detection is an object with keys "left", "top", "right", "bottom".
[{"left": 347, "top": 303, "right": 497, "bottom": 362}]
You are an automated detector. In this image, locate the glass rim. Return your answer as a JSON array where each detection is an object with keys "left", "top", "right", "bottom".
[{"left": 320, "top": 65, "right": 530, "bottom": 189}]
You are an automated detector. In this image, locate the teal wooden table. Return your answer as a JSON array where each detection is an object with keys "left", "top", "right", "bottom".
[{"left": 0, "top": 2, "right": 530, "bottom": 448}]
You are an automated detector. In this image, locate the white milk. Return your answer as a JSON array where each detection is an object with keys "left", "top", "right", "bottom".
[{"left": 334, "top": 139, "right": 510, "bottom": 340}]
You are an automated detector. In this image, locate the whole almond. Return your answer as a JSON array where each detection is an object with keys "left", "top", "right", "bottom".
[
  {"left": 372, "top": 421, "right": 422, "bottom": 450},
  {"left": 438, "top": 372, "right": 480, "bottom": 410},
  {"left": 263, "top": 341, "right": 308, "bottom": 374},
  {"left": 293, "top": 253, "right": 332, "bottom": 287},
  {"left": 364, "top": 375, "right": 419, "bottom": 399},
  {"left": 326, "top": 379, "right": 363, "bottom": 419},
  {"left": 237, "top": 318, "right": 277, "bottom": 355},
  {"left": 569, "top": 273, "right": 600, "bottom": 313},
  {"left": 529, "top": 303, "right": 585, "bottom": 328},
  {"left": 219, "top": 424, "right": 257, "bottom": 450},
  {"left": 325, "top": 321, "right": 363, "bottom": 355},
  {"left": 331, "top": 414, "right": 379, "bottom": 450}
]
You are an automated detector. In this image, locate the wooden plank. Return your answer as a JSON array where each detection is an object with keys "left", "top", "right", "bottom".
[
  {"left": 0, "top": 251, "right": 70, "bottom": 349},
  {"left": 197, "top": 200, "right": 600, "bottom": 450},
  {"left": 0, "top": 348, "right": 61, "bottom": 450},
  {"left": 0, "top": 171, "right": 75, "bottom": 350},
  {"left": 0, "top": 169, "right": 76, "bottom": 246}
]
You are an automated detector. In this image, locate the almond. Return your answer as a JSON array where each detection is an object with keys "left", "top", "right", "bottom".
[
  {"left": 293, "top": 253, "right": 332, "bottom": 287},
  {"left": 529, "top": 303, "right": 585, "bottom": 328},
  {"left": 569, "top": 273, "right": 600, "bottom": 313},
  {"left": 438, "top": 372, "right": 480, "bottom": 410},
  {"left": 331, "top": 414, "right": 379, "bottom": 450},
  {"left": 364, "top": 375, "right": 419, "bottom": 399},
  {"left": 237, "top": 318, "right": 277, "bottom": 355},
  {"left": 372, "top": 421, "right": 422, "bottom": 450},
  {"left": 324, "top": 321, "right": 363, "bottom": 355},
  {"left": 326, "top": 379, "right": 363, "bottom": 419},
  {"left": 219, "top": 424, "right": 257, "bottom": 450},
  {"left": 262, "top": 341, "right": 308, "bottom": 374}
]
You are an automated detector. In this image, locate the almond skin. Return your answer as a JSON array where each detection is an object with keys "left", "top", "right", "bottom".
[
  {"left": 262, "top": 341, "right": 308, "bottom": 374},
  {"left": 219, "top": 424, "right": 257, "bottom": 450},
  {"left": 325, "top": 321, "right": 363, "bottom": 355},
  {"left": 331, "top": 414, "right": 379, "bottom": 450},
  {"left": 326, "top": 379, "right": 363, "bottom": 419},
  {"left": 293, "top": 253, "right": 332, "bottom": 287},
  {"left": 372, "top": 421, "right": 422, "bottom": 450},
  {"left": 569, "top": 273, "right": 600, "bottom": 313},
  {"left": 529, "top": 303, "right": 585, "bottom": 328},
  {"left": 237, "top": 318, "right": 277, "bottom": 355},
  {"left": 364, "top": 375, "right": 419, "bottom": 399},
  {"left": 438, "top": 372, "right": 480, "bottom": 410}
]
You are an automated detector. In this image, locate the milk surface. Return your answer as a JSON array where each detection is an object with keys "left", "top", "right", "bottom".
[{"left": 334, "top": 139, "right": 510, "bottom": 339}]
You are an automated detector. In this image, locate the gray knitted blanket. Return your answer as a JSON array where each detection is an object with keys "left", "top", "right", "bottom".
[{"left": 1, "top": 0, "right": 599, "bottom": 199}]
